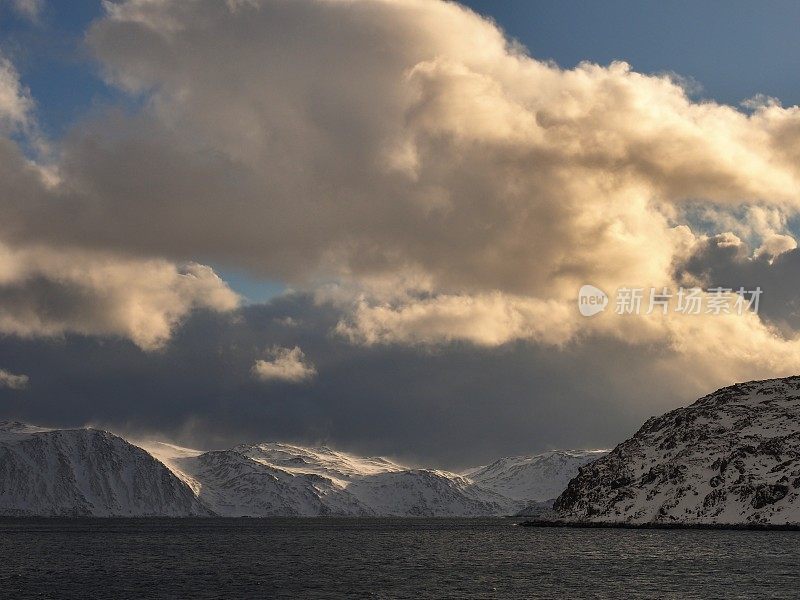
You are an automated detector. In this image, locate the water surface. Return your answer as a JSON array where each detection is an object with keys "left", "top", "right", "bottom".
[{"left": 1, "top": 518, "right": 798, "bottom": 599}]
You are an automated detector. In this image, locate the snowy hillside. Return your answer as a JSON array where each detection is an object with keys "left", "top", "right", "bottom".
[
  {"left": 0, "top": 420, "right": 605, "bottom": 517},
  {"left": 143, "top": 441, "right": 517, "bottom": 516},
  {"left": 465, "top": 450, "right": 608, "bottom": 502},
  {"left": 0, "top": 421, "right": 208, "bottom": 516},
  {"left": 554, "top": 377, "right": 800, "bottom": 526}
]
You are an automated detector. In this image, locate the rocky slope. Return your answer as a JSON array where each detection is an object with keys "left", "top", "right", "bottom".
[
  {"left": 0, "top": 422, "right": 208, "bottom": 516},
  {"left": 554, "top": 377, "right": 800, "bottom": 526}
]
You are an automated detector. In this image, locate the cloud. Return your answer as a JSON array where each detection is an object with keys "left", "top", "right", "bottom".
[
  {"left": 252, "top": 346, "right": 317, "bottom": 383},
  {"left": 3, "top": 0, "right": 800, "bottom": 453},
  {"left": 0, "top": 55, "right": 239, "bottom": 350},
  {"left": 755, "top": 233, "right": 797, "bottom": 261},
  {"left": 3, "top": 295, "right": 789, "bottom": 468},
  {"left": 0, "top": 368, "right": 28, "bottom": 390},
  {"left": 676, "top": 235, "right": 800, "bottom": 335},
  {"left": 69, "top": 2, "right": 800, "bottom": 311},
  {"left": 0, "top": 297, "right": 697, "bottom": 468},
  {"left": 10, "top": 0, "right": 43, "bottom": 21},
  {"left": 337, "top": 293, "right": 577, "bottom": 347},
  {"left": 0, "top": 55, "right": 32, "bottom": 130},
  {"left": 0, "top": 0, "right": 793, "bottom": 381},
  {"left": 0, "top": 239, "right": 239, "bottom": 350},
  {"left": 0, "top": 0, "right": 785, "bottom": 301}
]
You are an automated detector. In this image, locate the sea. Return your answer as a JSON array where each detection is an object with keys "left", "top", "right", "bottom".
[{"left": 1, "top": 518, "right": 798, "bottom": 599}]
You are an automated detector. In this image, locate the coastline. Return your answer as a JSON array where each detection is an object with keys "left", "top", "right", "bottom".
[{"left": 518, "top": 519, "right": 800, "bottom": 531}]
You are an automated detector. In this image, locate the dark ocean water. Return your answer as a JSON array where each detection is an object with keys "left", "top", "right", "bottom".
[{"left": 1, "top": 518, "right": 799, "bottom": 599}]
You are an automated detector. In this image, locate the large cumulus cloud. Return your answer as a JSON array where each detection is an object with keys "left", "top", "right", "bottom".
[
  {"left": 3, "top": 0, "right": 796, "bottom": 295},
  {"left": 2, "top": 0, "right": 800, "bottom": 455},
  {"left": 64, "top": 0, "right": 800, "bottom": 367}
]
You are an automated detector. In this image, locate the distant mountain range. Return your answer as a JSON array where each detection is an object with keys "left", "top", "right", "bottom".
[
  {"left": 0, "top": 421, "right": 604, "bottom": 517},
  {"left": 11, "top": 375, "right": 799, "bottom": 523}
]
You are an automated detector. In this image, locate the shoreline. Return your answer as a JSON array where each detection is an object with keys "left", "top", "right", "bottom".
[{"left": 518, "top": 519, "right": 800, "bottom": 531}]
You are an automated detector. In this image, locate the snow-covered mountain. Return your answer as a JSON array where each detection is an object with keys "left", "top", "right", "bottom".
[
  {"left": 0, "top": 421, "right": 208, "bottom": 516},
  {"left": 554, "top": 377, "right": 800, "bottom": 526},
  {"left": 0, "top": 419, "right": 604, "bottom": 517},
  {"left": 143, "top": 441, "right": 517, "bottom": 516},
  {"left": 464, "top": 450, "right": 608, "bottom": 502}
]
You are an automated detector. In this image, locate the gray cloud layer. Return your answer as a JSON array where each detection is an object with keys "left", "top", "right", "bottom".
[{"left": 0, "top": 294, "right": 695, "bottom": 468}]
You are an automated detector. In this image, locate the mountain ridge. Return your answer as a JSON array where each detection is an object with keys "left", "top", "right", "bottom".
[
  {"left": 552, "top": 376, "right": 800, "bottom": 526},
  {"left": 0, "top": 421, "right": 209, "bottom": 517},
  {"left": 0, "top": 421, "right": 601, "bottom": 517}
]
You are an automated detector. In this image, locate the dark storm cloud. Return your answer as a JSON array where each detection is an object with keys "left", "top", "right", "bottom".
[
  {"left": 0, "top": 292, "right": 704, "bottom": 469},
  {"left": 676, "top": 235, "right": 800, "bottom": 333}
]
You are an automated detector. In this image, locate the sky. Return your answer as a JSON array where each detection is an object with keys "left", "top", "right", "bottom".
[
  {"left": 1, "top": 0, "right": 800, "bottom": 468},
  {"left": 466, "top": 0, "right": 800, "bottom": 107}
]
